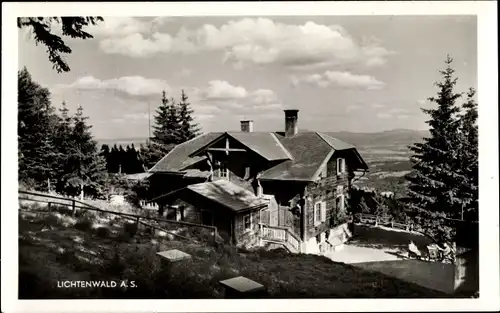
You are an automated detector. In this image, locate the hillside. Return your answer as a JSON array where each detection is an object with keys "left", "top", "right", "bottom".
[
  {"left": 19, "top": 207, "right": 446, "bottom": 299},
  {"left": 325, "top": 129, "right": 429, "bottom": 148}
]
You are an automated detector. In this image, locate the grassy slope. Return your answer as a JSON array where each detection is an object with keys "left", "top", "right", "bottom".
[{"left": 19, "top": 211, "right": 448, "bottom": 299}]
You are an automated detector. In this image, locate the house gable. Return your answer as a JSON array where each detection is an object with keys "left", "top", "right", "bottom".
[{"left": 188, "top": 132, "right": 292, "bottom": 162}]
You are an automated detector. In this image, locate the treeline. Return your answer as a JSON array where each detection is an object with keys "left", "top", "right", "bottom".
[
  {"left": 18, "top": 67, "right": 200, "bottom": 199},
  {"left": 100, "top": 89, "right": 201, "bottom": 173},
  {"left": 100, "top": 144, "right": 145, "bottom": 174}
]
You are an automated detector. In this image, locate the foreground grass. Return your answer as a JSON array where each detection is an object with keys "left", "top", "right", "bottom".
[{"left": 19, "top": 211, "right": 448, "bottom": 299}]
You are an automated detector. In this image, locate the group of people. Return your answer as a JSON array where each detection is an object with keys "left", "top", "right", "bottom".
[{"left": 408, "top": 240, "right": 454, "bottom": 262}]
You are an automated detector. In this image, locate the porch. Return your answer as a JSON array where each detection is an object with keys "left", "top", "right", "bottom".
[{"left": 259, "top": 223, "right": 302, "bottom": 253}]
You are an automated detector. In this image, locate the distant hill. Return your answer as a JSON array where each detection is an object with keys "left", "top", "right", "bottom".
[
  {"left": 325, "top": 129, "right": 429, "bottom": 148},
  {"left": 96, "top": 129, "right": 429, "bottom": 149}
]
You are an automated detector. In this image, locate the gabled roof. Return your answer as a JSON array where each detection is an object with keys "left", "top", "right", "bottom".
[
  {"left": 259, "top": 132, "right": 333, "bottom": 181},
  {"left": 149, "top": 130, "right": 368, "bottom": 181},
  {"left": 188, "top": 132, "right": 292, "bottom": 161},
  {"left": 149, "top": 132, "right": 223, "bottom": 173},
  {"left": 154, "top": 180, "right": 269, "bottom": 212}
]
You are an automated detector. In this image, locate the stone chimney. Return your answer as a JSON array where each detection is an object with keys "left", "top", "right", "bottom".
[
  {"left": 240, "top": 120, "right": 254, "bottom": 133},
  {"left": 284, "top": 109, "right": 299, "bottom": 137}
]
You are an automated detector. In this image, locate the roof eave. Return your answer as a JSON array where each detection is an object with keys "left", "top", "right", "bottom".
[{"left": 258, "top": 177, "right": 314, "bottom": 183}]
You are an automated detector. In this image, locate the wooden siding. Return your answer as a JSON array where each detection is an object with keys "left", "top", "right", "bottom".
[
  {"left": 259, "top": 180, "right": 305, "bottom": 238},
  {"left": 305, "top": 153, "right": 353, "bottom": 240},
  {"left": 161, "top": 192, "right": 234, "bottom": 242},
  {"left": 234, "top": 209, "right": 261, "bottom": 247}
]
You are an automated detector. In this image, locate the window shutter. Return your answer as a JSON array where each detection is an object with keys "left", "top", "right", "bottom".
[
  {"left": 321, "top": 202, "right": 326, "bottom": 222},
  {"left": 314, "top": 204, "right": 318, "bottom": 226}
]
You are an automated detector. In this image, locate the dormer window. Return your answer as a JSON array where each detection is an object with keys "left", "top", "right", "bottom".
[{"left": 336, "top": 158, "right": 346, "bottom": 175}]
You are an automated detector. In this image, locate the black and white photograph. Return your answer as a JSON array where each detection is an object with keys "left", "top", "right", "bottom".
[{"left": 2, "top": 1, "right": 499, "bottom": 312}]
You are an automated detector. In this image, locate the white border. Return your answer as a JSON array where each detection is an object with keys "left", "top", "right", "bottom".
[{"left": 2, "top": 1, "right": 498, "bottom": 312}]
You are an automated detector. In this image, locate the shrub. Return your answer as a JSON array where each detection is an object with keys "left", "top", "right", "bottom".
[
  {"left": 122, "top": 221, "right": 138, "bottom": 239},
  {"left": 74, "top": 215, "right": 94, "bottom": 231},
  {"left": 96, "top": 226, "right": 111, "bottom": 238}
]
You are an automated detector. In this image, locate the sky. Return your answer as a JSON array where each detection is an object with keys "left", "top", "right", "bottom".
[{"left": 18, "top": 15, "right": 477, "bottom": 139}]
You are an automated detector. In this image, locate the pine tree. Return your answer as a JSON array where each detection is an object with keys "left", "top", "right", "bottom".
[
  {"left": 100, "top": 144, "right": 111, "bottom": 172},
  {"left": 405, "top": 55, "right": 464, "bottom": 243},
  {"left": 143, "top": 91, "right": 181, "bottom": 167},
  {"left": 18, "top": 67, "right": 59, "bottom": 190},
  {"left": 61, "top": 105, "right": 107, "bottom": 198},
  {"left": 52, "top": 101, "right": 74, "bottom": 191},
  {"left": 457, "top": 88, "right": 478, "bottom": 221},
  {"left": 178, "top": 89, "right": 200, "bottom": 141},
  {"left": 109, "top": 144, "right": 120, "bottom": 173}
]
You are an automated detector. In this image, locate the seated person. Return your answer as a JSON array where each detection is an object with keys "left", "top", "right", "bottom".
[{"left": 408, "top": 240, "right": 421, "bottom": 258}]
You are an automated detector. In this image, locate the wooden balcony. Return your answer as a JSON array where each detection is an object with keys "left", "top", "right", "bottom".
[{"left": 259, "top": 224, "right": 301, "bottom": 253}]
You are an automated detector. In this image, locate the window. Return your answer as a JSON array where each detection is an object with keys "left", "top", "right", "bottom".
[
  {"left": 336, "top": 158, "right": 346, "bottom": 175},
  {"left": 314, "top": 201, "right": 326, "bottom": 226},
  {"left": 219, "top": 163, "right": 229, "bottom": 179},
  {"left": 244, "top": 166, "right": 251, "bottom": 179},
  {"left": 244, "top": 213, "right": 252, "bottom": 230}
]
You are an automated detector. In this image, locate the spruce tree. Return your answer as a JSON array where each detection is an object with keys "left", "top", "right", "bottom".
[
  {"left": 143, "top": 91, "right": 180, "bottom": 167},
  {"left": 405, "top": 55, "right": 464, "bottom": 243},
  {"left": 61, "top": 105, "right": 107, "bottom": 198},
  {"left": 100, "top": 144, "right": 111, "bottom": 172},
  {"left": 109, "top": 144, "right": 120, "bottom": 173},
  {"left": 178, "top": 89, "right": 200, "bottom": 141},
  {"left": 18, "top": 67, "right": 59, "bottom": 190},
  {"left": 457, "top": 88, "right": 478, "bottom": 221}
]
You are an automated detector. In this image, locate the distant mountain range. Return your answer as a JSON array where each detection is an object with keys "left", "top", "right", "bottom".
[
  {"left": 324, "top": 129, "right": 429, "bottom": 147},
  {"left": 96, "top": 129, "right": 429, "bottom": 149}
]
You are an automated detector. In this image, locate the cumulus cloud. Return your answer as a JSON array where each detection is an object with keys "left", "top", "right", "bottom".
[
  {"left": 371, "top": 103, "right": 386, "bottom": 109},
  {"left": 199, "top": 80, "right": 248, "bottom": 100},
  {"left": 291, "top": 70, "right": 385, "bottom": 90},
  {"left": 94, "top": 17, "right": 394, "bottom": 68},
  {"left": 59, "top": 76, "right": 170, "bottom": 96},
  {"left": 191, "top": 80, "right": 283, "bottom": 124}
]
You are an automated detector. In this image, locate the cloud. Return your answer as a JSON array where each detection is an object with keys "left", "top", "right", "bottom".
[
  {"left": 397, "top": 114, "right": 410, "bottom": 120},
  {"left": 291, "top": 70, "right": 385, "bottom": 90},
  {"left": 191, "top": 80, "right": 283, "bottom": 123},
  {"left": 199, "top": 80, "right": 248, "bottom": 100},
  {"left": 377, "top": 112, "right": 392, "bottom": 119},
  {"left": 371, "top": 103, "right": 386, "bottom": 109},
  {"left": 59, "top": 76, "right": 170, "bottom": 96},
  {"left": 95, "top": 17, "right": 394, "bottom": 68}
]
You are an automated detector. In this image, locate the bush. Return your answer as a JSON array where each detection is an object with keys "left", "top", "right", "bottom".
[
  {"left": 74, "top": 215, "right": 95, "bottom": 231},
  {"left": 122, "top": 221, "right": 138, "bottom": 239},
  {"left": 96, "top": 226, "right": 111, "bottom": 238}
]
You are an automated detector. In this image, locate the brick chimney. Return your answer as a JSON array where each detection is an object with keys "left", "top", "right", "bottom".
[
  {"left": 284, "top": 109, "right": 299, "bottom": 137},
  {"left": 240, "top": 120, "right": 254, "bottom": 133}
]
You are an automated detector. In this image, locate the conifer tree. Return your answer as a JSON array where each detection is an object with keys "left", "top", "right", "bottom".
[
  {"left": 405, "top": 55, "right": 464, "bottom": 243},
  {"left": 100, "top": 144, "right": 111, "bottom": 172},
  {"left": 61, "top": 105, "right": 107, "bottom": 198},
  {"left": 457, "top": 88, "right": 478, "bottom": 221},
  {"left": 178, "top": 89, "right": 200, "bottom": 141},
  {"left": 18, "top": 67, "right": 59, "bottom": 190}
]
